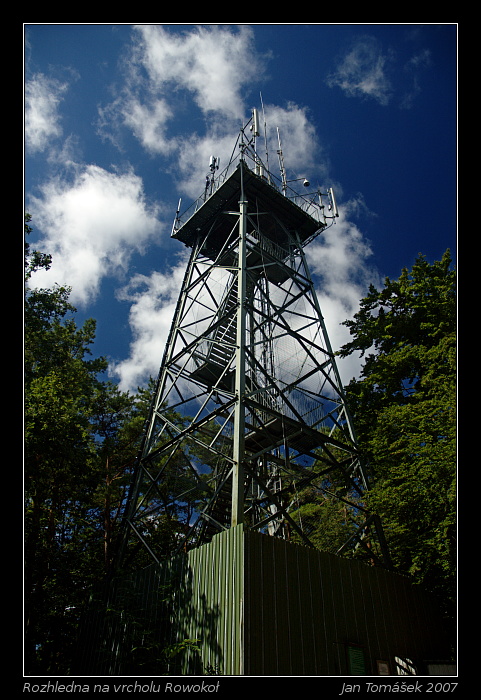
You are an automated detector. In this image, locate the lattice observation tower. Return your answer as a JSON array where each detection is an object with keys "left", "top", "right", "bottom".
[
  {"left": 79, "top": 112, "right": 454, "bottom": 677},
  {"left": 118, "top": 112, "right": 391, "bottom": 568}
]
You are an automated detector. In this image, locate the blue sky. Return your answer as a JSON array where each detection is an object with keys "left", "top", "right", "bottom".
[{"left": 24, "top": 24, "right": 457, "bottom": 393}]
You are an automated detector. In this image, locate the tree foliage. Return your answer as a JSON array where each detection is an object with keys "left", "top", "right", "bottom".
[
  {"left": 338, "top": 251, "right": 456, "bottom": 625},
  {"left": 24, "top": 216, "right": 146, "bottom": 673},
  {"left": 24, "top": 215, "right": 201, "bottom": 674}
]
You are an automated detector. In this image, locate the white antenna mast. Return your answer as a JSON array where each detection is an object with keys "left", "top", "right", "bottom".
[
  {"left": 329, "top": 187, "right": 339, "bottom": 218},
  {"left": 318, "top": 187, "right": 340, "bottom": 225},
  {"left": 259, "top": 93, "right": 271, "bottom": 183},
  {"left": 276, "top": 127, "right": 287, "bottom": 195},
  {"left": 204, "top": 156, "right": 220, "bottom": 198},
  {"left": 171, "top": 197, "right": 182, "bottom": 236},
  {"left": 251, "top": 108, "right": 263, "bottom": 177}
]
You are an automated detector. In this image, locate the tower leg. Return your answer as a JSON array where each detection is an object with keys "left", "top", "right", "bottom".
[{"left": 232, "top": 197, "right": 248, "bottom": 527}]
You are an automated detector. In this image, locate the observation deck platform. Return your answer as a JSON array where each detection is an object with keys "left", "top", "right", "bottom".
[{"left": 172, "top": 161, "right": 324, "bottom": 261}]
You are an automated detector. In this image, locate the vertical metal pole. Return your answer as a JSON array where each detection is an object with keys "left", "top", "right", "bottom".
[{"left": 231, "top": 192, "right": 248, "bottom": 527}]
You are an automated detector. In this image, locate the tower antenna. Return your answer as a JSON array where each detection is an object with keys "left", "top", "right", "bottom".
[
  {"left": 251, "top": 108, "right": 262, "bottom": 176},
  {"left": 260, "top": 93, "right": 271, "bottom": 184},
  {"left": 276, "top": 127, "right": 287, "bottom": 195}
]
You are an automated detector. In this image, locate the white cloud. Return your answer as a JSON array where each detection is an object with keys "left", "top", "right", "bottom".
[
  {"left": 109, "top": 258, "right": 188, "bottom": 392},
  {"left": 131, "top": 24, "right": 265, "bottom": 120},
  {"left": 327, "top": 36, "right": 393, "bottom": 106},
  {"left": 25, "top": 73, "right": 70, "bottom": 153},
  {"left": 28, "top": 164, "right": 162, "bottom": 306},
  {"left": 262, "top": 102, "right": 326, "bottom": 181},
  {"left": 122, "top": 97, "right": 177, "bottom": 156},
  {"left": 98, "top": 25, "right": 268, "bottom": 164}
]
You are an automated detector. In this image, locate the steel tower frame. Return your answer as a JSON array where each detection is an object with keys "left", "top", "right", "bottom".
[{"left": 119, "top": 114, "right": 391, "bottom": 569}]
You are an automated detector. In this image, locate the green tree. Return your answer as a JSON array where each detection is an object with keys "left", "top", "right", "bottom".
[
  {"left": 88, "top": 381, "right": 147, "bottom": 573},
  {"left": 337, "top": 251, "right": 456, "bottom": 626},
  {"left": 290, "top": 484, "right": 360, "bottom": 553},
  {"left": 24, "top": 215, "right": 124, "bottom": 672}
]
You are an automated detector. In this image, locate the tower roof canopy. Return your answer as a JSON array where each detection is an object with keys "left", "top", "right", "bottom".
[{"left": 172, "top": 160, "right": 324, "bottom": 255}]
